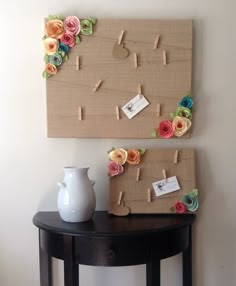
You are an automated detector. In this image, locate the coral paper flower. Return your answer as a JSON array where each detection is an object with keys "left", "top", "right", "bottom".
[
  {"left": 174, "top": 201, "right": 187, "bottom": 214},
  {"left": 172, "top": 116, "right": 191, "bottom": 137},
  {"left": 43, "top": 38, "right": 59, "bottom": 55},
  {"left": 45, "top": 63, "right": 57, "bottom": 75},
  {"left": 158, "top": 120, "right": 174, "bottom": 138},
  {"left": 179, "top": 96, "right": 193, "bottom": 109},
  {"left": 45, "top": 19, "right": 64, "bottom": 39},
  {"left": 109, "top": 148, "right": 128, "bottom": 165},
  {"left": 127, "top": 149, "right": 141, "bottom": 165},
  {"left": 60, "top": 33, "right": 76, "bottom": 47},
  {"left": 107, "top": 161, "right": 124, "bottom": 177},
  {"left": 64, "top": 16, "right": 80, "bottom": 35}
]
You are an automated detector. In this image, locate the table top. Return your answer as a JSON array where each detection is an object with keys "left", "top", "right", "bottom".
[{"left": 33, "top": 211, "right": 195, "bottom": 237}]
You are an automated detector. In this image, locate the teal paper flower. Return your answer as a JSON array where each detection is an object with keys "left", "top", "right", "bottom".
[
  {"left": 182, "top": 189, "right": 199, "bottom": 212},
  {"left": 49, "top": 53, "right": 63, "bottom": 66},
  {"left": 58, "top": 42, "right": 70, "bottom": 54},
  {"left": 179, "top": 95, "right": 193, "bottom": 109},
  {"left": 171, "top": 107, "right": 192, "bottom": 120},
  {"left": 80, "top": 19, "right": 93, "bottom": 35}
]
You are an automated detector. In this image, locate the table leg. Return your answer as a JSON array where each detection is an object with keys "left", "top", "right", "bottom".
[
  {"left": 183, "top": 226, "right": 192, "bottom": 286},
  {"left": 39, "top": 230, "right": 52, "bottom": 286},
  {"left": 146, "top": 260, "right": 161, "bottom": 286},
  {"left": 64, "top": 235, "right": 79, "bottom": 286}
]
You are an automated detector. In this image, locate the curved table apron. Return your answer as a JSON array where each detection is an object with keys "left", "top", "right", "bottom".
[{"left": 33, "top": 211, "right": 195, "bottom": 286}]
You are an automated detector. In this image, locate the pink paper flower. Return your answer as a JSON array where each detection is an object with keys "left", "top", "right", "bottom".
[
  {"left": 60, "top": 33, "right": 76, "bottom": 47},
  {"left": 158, "top": 120, "right": 174, "bottom": 138},
  {"left": 107, "top": 161, "right": 124, "bottom": 177},
  {"left": 174, "top": 201, "right": 187, "bottom": 214},
  {"left": 64, "top": 16, "right": 80, "bottom": 35}
]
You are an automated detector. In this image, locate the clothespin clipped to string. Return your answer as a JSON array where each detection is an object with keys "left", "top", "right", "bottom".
[
  {"left": 134, "top": 53, "right": 138, "bottom": 68},
  {"left": 147, "top": 188, "right": 152, "bottom": 203},
  {"left": 118, "top": 30, "right": 125, "bottom": 45},
  {"left": 136, "top": 167, "right": 141, "bottom": 181},
  {"left": 116, "top": 106, "right": 120, "bottom": 120},
  {"left": 76, "top": 56, "right": 80, "bottom": 71},
  {"left": 78, "top": 106, "right": 83, "bottom": 121},
  {"left": 93, "top": 80, "right": 102, "bottom": 92},
  {"left": 153, "top": 34, "right": 160, "bottom": 49},
  {"left": 117, "top": 191, "right": 123, "bottom": 205},
  {"left": 174, "top": 150, "right": 179, "bottom": 164},
  {"left": 156, "top": 103, "right": 161, "bottom": 117},
  {"left": 162, "top": 169, "right": 167, "bottom": 183},
  {"left": 163, "top": 50, "right": 167, "bottom": 66}
]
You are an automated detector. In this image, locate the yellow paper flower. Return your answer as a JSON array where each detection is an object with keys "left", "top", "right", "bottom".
[
  {"left": 127, "top": 149, "right": 140, "bottom": 165},
  {"left": 172, "top": 116, "right": 191, "bottom": 137},
  {"left": 45, "top": 63, "right": 57, "bottom": 75},
  {"left": 45, "top": 19, "right": 64, "bottom": 39},
  {"left": 43, "top": 37, "right": 59, "bottom": 55},
  {"left": 109, "top": 148, "right": 127, "bottom": 165}
]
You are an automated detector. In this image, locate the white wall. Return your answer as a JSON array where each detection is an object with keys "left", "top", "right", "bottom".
[{"left": 0, "top": 0, "right": 235, "bottom": 285}]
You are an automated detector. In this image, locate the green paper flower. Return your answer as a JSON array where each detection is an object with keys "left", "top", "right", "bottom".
[
  {"left": 49, "top": 53, "right": 63, "bottom": 66},
  {"left": 182, "top": 189, "right": 199, "bottom": 212},
  {"left": 173, "top": 107, "right": 192, "bottom": 120},
  {"left": 80, "top": 19, "right": 93, "bottom": 35}
]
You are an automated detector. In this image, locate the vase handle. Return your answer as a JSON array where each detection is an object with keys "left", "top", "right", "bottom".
[
  {"left": 57, "top": 182, "right": 66, "bottom": 189},
  {"left": 90, "top": 180, "right": 95, "bottom": 186}
]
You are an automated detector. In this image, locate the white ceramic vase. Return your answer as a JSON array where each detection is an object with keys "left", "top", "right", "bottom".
[{"left": 57, "top": 167, "right": 96, "bottom": 223}]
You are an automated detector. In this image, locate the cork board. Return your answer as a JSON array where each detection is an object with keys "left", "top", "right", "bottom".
[
  {"left": 108, "top": 149, "right": 196, "bottom": 215},
  {"left": 46, "top": 19, "right": 192, "bottom": 138}
]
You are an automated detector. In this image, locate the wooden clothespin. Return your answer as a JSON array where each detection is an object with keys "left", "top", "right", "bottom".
[
  {"left": 118, "top": 30, "right": 125, "bottom": 45},
  {"left": 93, "top": 80, "right": 102, "bottom": 92},
  {"left": 116, "top": 106, "right": 120, "bottom": 120},
  {"left": 156, "top": 103, "right": 161, "bottom": 117},
  {"left": 136, "top": 168, "right": 141, "bottom": 181},
  {"left": 163, "top": 50, "right": 167, "bottom": 66},
  {"left": 137, "top": 84, "right": 142, "bottom": 95},
  {"left": 153, "top": 34, "right": 160, "bottom": 49},
  {"left": 174, "top": 150, "right": 179, "bottom": 164},
  {"left": 134, "top": 53, "right": 138, "bottom": 68},
  {"left": 162, "top": 169, "right": 167, "bottom": 182},
  {"left": 147, "top": 188, "right": 152, "bottom": 203},
  {"left": 117, "top": 191, "right": 123, "bottom": 205},
  {"left": 76, "top": 56, "right": 80, "bottom": 71},
  {"left": 78, "top": 106, "right": 82, "bottom": 121}
]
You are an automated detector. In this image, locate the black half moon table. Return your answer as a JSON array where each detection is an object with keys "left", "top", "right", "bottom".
[{"left": 33, "top": 211, "right": 195, "bottom": 286}]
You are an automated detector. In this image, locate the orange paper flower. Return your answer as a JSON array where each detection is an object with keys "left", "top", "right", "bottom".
[
  {"left": 43, "top": 37, "right": 59, "bottom": 55},
  {"left": 45, "top": 19, "right": 64, "bottom": 39},
  {"left": 127, "top": 149, "right": 140, "bottom": 165},
  {"left": 45, "top": 63, "right": 57, "bottom": 75}
]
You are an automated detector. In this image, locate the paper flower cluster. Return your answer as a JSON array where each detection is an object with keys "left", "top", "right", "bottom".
[
  {"left": 42, "top": 15, "right": 96, "bottom": 78},
  {"left": 171, "top": 189, "right": 199, "bottom": 213},
  {"left": 107, "top": 148, "right": 145, "bottom": 177},
  {"left": 152, "top": 95, "right": 193, "bottom": 139}
]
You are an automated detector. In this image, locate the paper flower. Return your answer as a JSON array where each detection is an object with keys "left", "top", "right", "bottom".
[
  {"left": 42, "top": 15, "right": 96, "bottom": 78},
  {"left": 45, "top": 19, "right": 64, "bottom": 39},
  {"left": 107, "top": 161, "right": 124, "bottom": 177},
  {"left": 182, "top": 189, "right": 199, "bottom": 212},
  {"left": 171, "top": 107, "right": 192, "bottom": 120},
  {"left": 179, "top": 95, "right": 193, "bottom": 109},
  {"left": 171, "top": 189, "right": 199, "bottom": 213},
  {"left": 80, "top": 19, "right": 93, "bottom": 35},
  {"left": 174, "top": 201, "right": 187, "bottom": 213},
  {"left": 49, "top": 53, "right": 63, "bottom": 66},
  {"left": 64, "top": 16, "right": 80, "bottom": 35},
  {"left": 158, "top": 120, "right": 175, "bottom": 138},
  {"left": 107, "top": 147, "right": 145, "bottom": 177},
  {"left": 45, "top": 63, "right": 57, "bottom": 75},
  {"left": 60, "top": 33, "right": 76, "bottom": 47},
  {"left": 58, "top": 42, "right": 70, "bottom": 53},
  {"left": 172, "top": 116, "right": 191, "bottom": 137},
  {"left": 109, "top": 148, "right": 128, "bottom": 165},
  {"left": 43, "top": 38, "right": 59, "bottom": 55},
  {"left": 127, "top": 149, "right": 141, "bottom": 165}
]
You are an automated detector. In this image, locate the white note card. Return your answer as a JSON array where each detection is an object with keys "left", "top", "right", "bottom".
[
  {"left": 122, "top": 94, "right": 149, "bottom": 119},
  {"left": 152, "top": 176, "right": 180, "bottom": 197}
]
